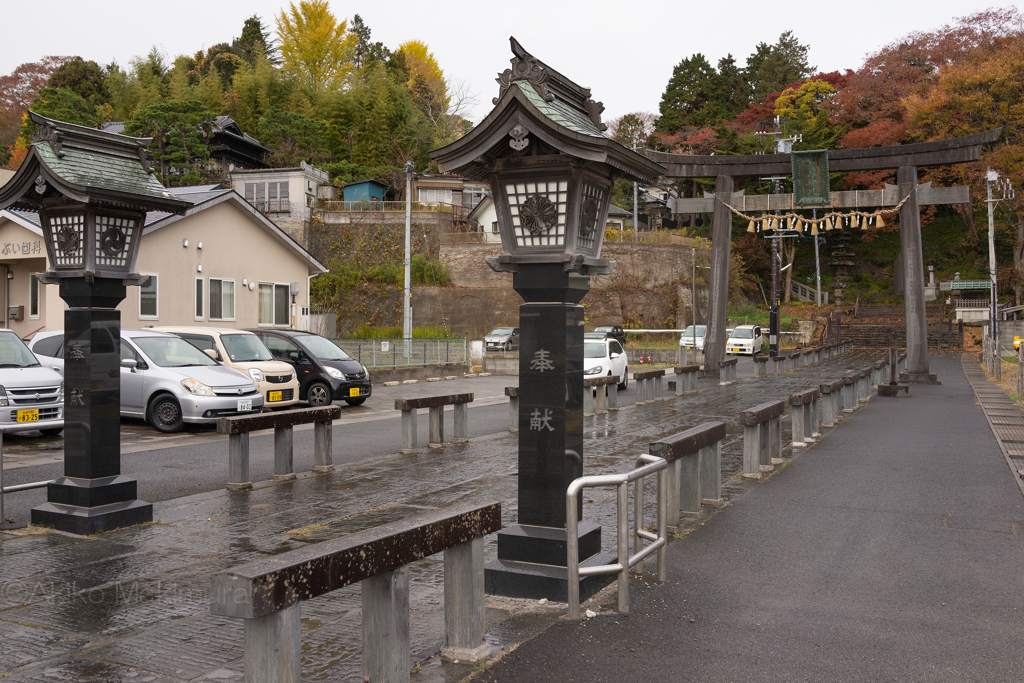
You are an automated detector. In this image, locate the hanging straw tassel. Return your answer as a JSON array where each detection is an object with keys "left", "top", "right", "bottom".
[
  {"left": 747, "top": 219, "right": 756, "bottom": 233},
  {"left": 876, "top": 213, "right": 886, "bottom": 228},
  {"left": 861, "top": 213, "right": 869, "bottom": 230},
  {"left": 824, "top": 216, "right": 833, "bottom": 231},
  {"left": 810, "top": 220, "right": 819, "bottom": 236}
]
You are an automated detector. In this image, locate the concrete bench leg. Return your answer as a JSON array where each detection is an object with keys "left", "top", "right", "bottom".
[
  {"left": 401, "top": 408, "right": 417, "bottom": 453},
  {"left": 792, "top": 405, "right": 806, "bottom": 447},
  {"left": 428, "top": 406, "right": 444, "bottom": 448},
  {"left": 821, "top": 396, "right": 833, "bottom": 428},
  {"left": 313, "top": 421, "right": 334, "bottom": 473},
  {"left": 583, "top": 387, "right": 595, "bottom": 416},
  {"left": 700, "top": 442, "right": 723, "bottom": 506},
  {"left": 688, "top": 373, "right": 698, "bottom": 393},
  {"left": 228, "top": 433, "right": 251, "bottom": 491},
  {"left": 743, "top": 424, "right": 762, "bottom": 479},
  {"left": 362, "top": 567, "right": 410, "bottom": 683},
  {"left": 243, "top": 603, "right": 301, "bottom": 683},
  {"left": 441, "top": 537, "right": 489, "bottom": 663},
  {"left": 595, "top": 385, "right": 607, "bottom": 413},
  {"left": 509, "top": 396, "right": 519, "bottom": 433},
  {"left": 665, "top": 459, "right": 681, "bottom": 531},
  {"left": 274, "top": 426, "right": 296, "bottom": 482},
  {"left": 803, "top": 404, "right": 815, "bottom": 443},
  {"left": 810, "top": 399, "right": 821, "bottom": 438},
  {"left": 453, "top": 403, "right": 469, "bottom": 444},
  {"left": 607, "top": 384, "right": 619, "bottom": 410},
  {"left": 759, "top": 422, "right": 773, "bottom": 471},
  {"left": 770, "top": 415, "right": 783, "bottom": 464},
  {"left": 834, "top": 391, "right": 843, "bottom": 422},
  {"left": 679, "top": 451, "right": 702, "bottom": 517},
  {"left": 843, "top": 385, "right": 855, "bottom": 413},
  {"left": 675, "top": 374, "right": 684, "bottom": 396},
  {"left": 654, "top": 376, "right": 664, "bottom": 401}
]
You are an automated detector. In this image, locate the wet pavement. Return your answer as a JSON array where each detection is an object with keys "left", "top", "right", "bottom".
[{"left": 1, "top": 350, "right": 883, "bottom": 681}]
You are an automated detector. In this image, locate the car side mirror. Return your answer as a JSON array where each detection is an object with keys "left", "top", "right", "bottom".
[
  {"left": 120, "top": 358, "right": 138, "bottom": 372},
  {"left": 289, "top": 351, "right": 300, "bottom": 362},
  {"left": 610, "top": 352, "right": 620, "bottom": 359},
  {"left": 203, "top": 349, "right": 218, "bottom": 360}
]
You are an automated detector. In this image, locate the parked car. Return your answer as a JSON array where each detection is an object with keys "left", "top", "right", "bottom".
[
  {"left": 1, "top": 329, "right": 63, "bottom": 436},
  {"left": 246, "top": 330, "right": 371, "bottom": 407},
  {"left": 484, "top": 326, "right": 520, "bottom": 352},
  {"left": 584, "top": 336, "right": 628, "bottom": 390},
  {"left": 154, "top": 327, "right": 300, "bottom": 410},
  {"left": 725, "top": 324, "right": 765, "bottom": 356},
  {"left": 29, "top": 329, "right": 263, "bottom": 433},
  {"left": 679, "top": 325, "right": 707, "bottom": 352},
  {"left": 592, "top": 325, "right": 626, "bottom": 346}
]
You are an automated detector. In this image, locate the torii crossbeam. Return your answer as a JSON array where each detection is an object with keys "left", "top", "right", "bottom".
[{"left": 648, "top": 129, "right": 1001, "bottom": 383}]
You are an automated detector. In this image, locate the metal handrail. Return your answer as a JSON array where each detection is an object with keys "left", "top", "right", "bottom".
[
  {"left": 0, "top": 420, "right": 64, "bottom": 527},
  {"left": 566, "top": 453, "right": 668, "bottom": 619}
]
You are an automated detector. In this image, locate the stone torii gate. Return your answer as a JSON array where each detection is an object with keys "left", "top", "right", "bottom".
[{"left": 648, "top": 129, "right": 1001, "bottom": 383}]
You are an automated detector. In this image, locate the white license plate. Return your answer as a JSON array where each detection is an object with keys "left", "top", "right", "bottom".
[{"left": 237, "top": 400, "right": 253, "bottom": 411}]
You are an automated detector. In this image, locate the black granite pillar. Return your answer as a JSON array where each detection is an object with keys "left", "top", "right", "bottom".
[
  {"left": 485, "top": 264, "right": 614, "bottom": 601},
  {"left": 31, "top": 278, "right": 152, "bottom": 534}
]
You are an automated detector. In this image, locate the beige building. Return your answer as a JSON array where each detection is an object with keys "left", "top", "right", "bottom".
[
  {"left": 0, "top": 185, "right": 326, "bottom": 338},
  {"left": 229, "top": 162, "right": 333, "bottom": 247}
]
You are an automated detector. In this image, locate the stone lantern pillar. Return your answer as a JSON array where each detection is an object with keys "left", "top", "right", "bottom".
[
  {"left": 431, "top": 39, "right": 666, "bottom": 599},
  {"left": 0, "top": 113, "right": 190, "bottom": 534}
]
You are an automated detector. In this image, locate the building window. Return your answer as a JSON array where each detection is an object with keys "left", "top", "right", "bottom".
[
  {"left": 140, "top": 274, "right": 158, "bottom": 319},
  {"left": 209, "top": 278, "right": 235, "bottom": 321},
  {"left": 259, "top": 282, "right": 290, "bottom": 326},
  {"left": 417, "top": 188, "right": 453, "bottom": 205},
  {"left": 491, "top": 221, "right": 499, "bottom": 233},
  {"left": 244, "top": 181, "right": 289, "bottom": 213},
  {"left": 195, "top": 277, "right": 204, "bottom": 320},
  {"left": 29, "top": 275, "right": 39, "bottom": 319}
]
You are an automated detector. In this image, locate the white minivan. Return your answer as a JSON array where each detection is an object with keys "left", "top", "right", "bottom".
[
  {"left": 726, "top": 324, "right": 765, "bottom": 355},
  {"left": 2, "top": 329, "right": 64, "bottom": 435}
]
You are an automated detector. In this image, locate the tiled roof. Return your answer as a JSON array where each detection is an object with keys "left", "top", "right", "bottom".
[{"left": 517, "top": 81, "right": 606, "bottom": 139}]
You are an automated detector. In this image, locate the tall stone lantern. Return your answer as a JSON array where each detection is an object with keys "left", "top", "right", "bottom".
[
  {"left": 0, "top": 113, "right": 190, "bottom": 534},
  {"left": 431, "top": 39, "right": 666, "bottom": 599}
]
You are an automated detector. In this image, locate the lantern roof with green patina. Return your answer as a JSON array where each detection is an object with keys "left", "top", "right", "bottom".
[
  {"left": 430, "top": 38, "right": 665, "bottom": 184},
  {"left": 0, "top": 112, "right": 190, "bottom": 216}
]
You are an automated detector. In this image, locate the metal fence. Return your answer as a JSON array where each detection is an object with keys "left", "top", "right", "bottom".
[{"left": 335, "top": 338, "right": 467, "bottom": 369}]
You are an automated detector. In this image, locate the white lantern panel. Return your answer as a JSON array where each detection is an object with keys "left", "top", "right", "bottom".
[
  {"left": 94, "top": 215, "right": 138, "bottom": 269},
  {"left": 49, "top": 214, "right": 85, "bottom": 268},
  {"left": 505, "top": 180, "right": 568, "bottom": 248}
]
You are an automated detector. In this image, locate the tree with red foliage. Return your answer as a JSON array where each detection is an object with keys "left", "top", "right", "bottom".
[{"left": 0, "top": 57, "right": 71, "bottom": 162}]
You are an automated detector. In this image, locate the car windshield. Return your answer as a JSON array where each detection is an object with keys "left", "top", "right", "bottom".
[
  {"left": 0, "top": 331, "right": 40, "bottom": 368},
  {"left": 297, "top": 335, "right": 352, "bottom": 361},
  {"left": 682, "top": 326, "right": 706, "bottom": 338},
  {"left": 731, "top": 328, "right": 754, "bottom": 339},
  {"left": 488, "top": 327, "right": 513, "bottom": 336},
  {"left": 584, "top": 342, "right": 607, "bottom": 359},
  {"left": 594, "top": 327, "right": 612, "bottom": 333},
  {"left": 134, "top": 336, "right": 219, "bottom": 368},
  {"left": 222, "top": 334, "right": 273, "bottom": 362}
]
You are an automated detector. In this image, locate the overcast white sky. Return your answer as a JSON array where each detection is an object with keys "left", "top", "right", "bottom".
[{"left": 3, "top": 0, "right": 1020, "bottom": 124}]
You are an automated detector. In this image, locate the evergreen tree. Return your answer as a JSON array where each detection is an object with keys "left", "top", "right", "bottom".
[
  {"left": 656, "top": 54, "right": 724, "bottom": 133},
  {"left": 123, "top": 100, "right": 213, "bottom": 186},
  {"left": 47, "top": 57, "right": 108, "bottom": 106},
  {"left": 745, "top": 31, "right": 814, "bottom": 103},
  {"left": 233, "top": 15, "right": 276, "bottom": 65},
  {"left": 20, "top": 88, "right": 100, "bottom": 144},
  {"left": 256, "top": 108, "right": 330, "bottom": 167}
]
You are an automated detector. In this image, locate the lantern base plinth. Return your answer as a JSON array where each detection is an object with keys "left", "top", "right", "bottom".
[{"left": 31, "top": 498, "right": 153, "bottom": 536}]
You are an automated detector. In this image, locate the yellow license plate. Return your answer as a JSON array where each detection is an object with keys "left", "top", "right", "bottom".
[
  {"left": 17, "top": 409, "right": 39, "bottom": 423},
  {"left": 268, "top": 391, "right": 283, "bottom": 402},
  {"left": 349, "top": 387, "right": 360, "bottom": 397}
]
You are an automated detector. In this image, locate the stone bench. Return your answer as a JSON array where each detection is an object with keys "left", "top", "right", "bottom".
[
  {"left": 802, "top": 348, "right": 814, "bottom": 367},
  {"left": 718, "top": 357, "right": 738, "bottom": 384},
  {"left": 395, "top": 393, "right": 474, "bottom": 452},
  {"left": 649, "top": 421, "right": 728, "bottom": 529},
  {"left": 772, "top": 353, "right": 787, "bottom": 375},
  {"left": 739, "top": 399, "right": 786, "bottom": 479},
  {"left": 752, "top": 354, "right": 770, "bottom": 378},
  {"left": 789, "top": 388, "right": 821, "bottom": 447},
  {"left": 583, "top": 375, "right": 619, "bottom": 415},
  {"left": 670, "top": 364, "right": 700, "bottom": 394},
  {"left": 217, "top": 406, "right": 341, "bottom": 491},
  {"left": 819, "top": 378, "right": 844, "bottom": 427},
  {"left": 211, "top": 500, "right": 502, "bottom": 682},
  {"left": 634, "top": 368, "right": 665, "bottom": 403},
  {"left": 859, "top": 366, "right": 875, "bottom": 404},
  {"left": 504, "top": 387, "right": 519, "bottom": 433}
]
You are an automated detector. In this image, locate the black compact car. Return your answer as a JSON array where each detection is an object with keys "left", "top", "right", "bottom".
[
  {"left": 246, "top": 330, "right": 372, "bottom": 407},
  {"left": 592, "top": 325, "right": 626, "bottom": 346}
]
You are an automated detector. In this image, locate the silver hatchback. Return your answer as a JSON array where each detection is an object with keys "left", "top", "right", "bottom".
[{"left": 29, "top": 329, "right": 263, "bottom": 433}]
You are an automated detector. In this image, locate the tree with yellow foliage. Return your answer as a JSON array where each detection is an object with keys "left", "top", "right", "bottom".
[{"left": 275, "top": 0, "right": 356, "bottom": 101}]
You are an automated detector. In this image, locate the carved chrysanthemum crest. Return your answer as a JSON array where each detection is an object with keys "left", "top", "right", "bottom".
[{"left": 519, "top": 194, "right": 558, "bottom": 236}]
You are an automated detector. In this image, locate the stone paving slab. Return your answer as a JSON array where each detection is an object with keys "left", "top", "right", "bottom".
[{"left": 0, "top": 350, "right": 881, "bottom": 681}]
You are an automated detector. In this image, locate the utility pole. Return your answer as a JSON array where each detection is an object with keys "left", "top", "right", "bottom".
[
  {"left": 404, "top": 160, "right": 414, "bottom": 342},
  {"left": 691, "top": 248, "right": 697, "bottom": 353},
  {"left": 633, "top": 181, "right": 638, "bottom": 234},
  {"left": 987, "top": 168, "right": 1017, "bottom": 380},
  {"left": 770, "top": 232, "right": 780, "bottom": 357},
  {"left": 813, "top": 208, "right": 822, "bottom": 307}
]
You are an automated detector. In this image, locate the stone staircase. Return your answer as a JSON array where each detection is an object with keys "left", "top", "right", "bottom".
[{"left": 844, "top": 303, "right": 958, "bottom": 348}]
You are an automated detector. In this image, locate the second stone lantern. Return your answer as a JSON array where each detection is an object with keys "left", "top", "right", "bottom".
[{"left": 431, "top": 38, "right": 666, "bottom": 599}]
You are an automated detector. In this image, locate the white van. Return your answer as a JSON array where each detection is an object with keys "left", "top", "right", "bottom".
[{"left": 3, "top": 329, "right": 64, "bottom": 435}]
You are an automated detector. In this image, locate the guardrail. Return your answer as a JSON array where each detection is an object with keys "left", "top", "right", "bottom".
[
  {"left": 217, "top": 407, "right": 340, "bottom": 491},
  {"left": 633, "top": 369, "right": 665, "bottom": 403},
  {"left": 567, "top": 454, "right": 668, "bottom": 619},
  {"left": 671, "top": 364, "right": 699, "bottom": 394},
  {"left": 211, "top": 500, "right": 501, "bottom": 682},
  {"left": 649, "top": 422, "right": 728, "bottom": 530},
  {"left": 740, "top": 400, "right": 786, "bottom": 479},
  {"left": 819, "top": 378, "right": 844, "bottom": 427},
  {"left": 395, "top": 393, "right": 473, "bottom": 452},
  {"left": 718, "top": 358, "right": 738, "bottom": 384},
  {"left": 789, "top": 388, "right": 821, "bottom": 447},
  {"left": 0, "top": 420, "right": 64, "bottom": 526},
  {"left": 336, "top": 338, "right": 467, "bottom": 370},
  {"left": 583, "top": 375, "right": 619, "bottom": 416}
]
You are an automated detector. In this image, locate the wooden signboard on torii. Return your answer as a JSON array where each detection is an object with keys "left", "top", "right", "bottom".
[{"left": 648, "top": 128, "right": 1001, "bottom": 383}]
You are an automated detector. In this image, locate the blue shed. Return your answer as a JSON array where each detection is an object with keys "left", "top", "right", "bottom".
[{"left": 342, "top": 179, "right": 387, "bottom": 202}]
